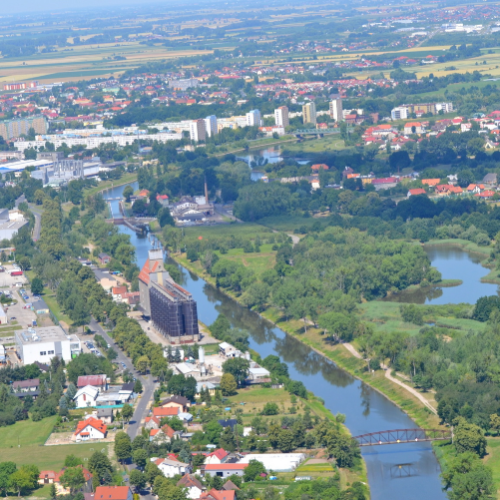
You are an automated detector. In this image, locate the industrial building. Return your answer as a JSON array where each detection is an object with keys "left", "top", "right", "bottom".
[
  {"left": 0, "top": 116, "right": 47, "bottom": 141},
  {"left": 15, "top": 326, "right": 81, "bottom": 365},
  {"left": 139, "top": 248, "right": 200, "bottom": 344},
  {"left": 31, "top": 158, "right": 102, "bottom": 187},
  {"left": 0, "top": 208, "right": 28, "bottom": 240}
]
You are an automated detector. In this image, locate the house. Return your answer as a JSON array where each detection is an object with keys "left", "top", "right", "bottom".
[
  {"left": 160, "top": 424, "right": 176, "bottom": 442},
  {"left": 467, "top": 184, "right": 485, "bottom": 194},
  {"left": 155, "top": 457, "right": 191, "bottom": 478},
  {"left": 77, "top": 375, "right": 108, "bottom": 390},
  {"left": 222, "top": 480, "right": 239, "bottom": 491},
  {"left": 111, "top": 286, "right": 128, "bottom": 303},
  {"left": 435, "top": 184, "right": 453, "bottom": 196},
  {"left": 476, "top": 190, "right": 495, "bottom": 198},
  {"left": 203, "top": 463, "right": 248, "bottom": 478},
  {"left": 176, "top": 474, "right": 204, "bottom": 499},
  {"left": 403, "top": 121, "right": 424, "bottom": 134},
  {"left": 311, "top": 164, "right": 329, "bottom": 171},
  {"left": 74, "top": 385, "right": 99, "bottom": 408},
  {"left": 218, "top": 419, "right": 238, "bottom": 430},
  {"left": 13, "top": 378, "right": 39, "bottom": 392},
  {"left": 34, "top": 361, "right": 50, "bottom": 373},
  {"left": 195, "top": 382, "right": 217, "bottom": 399},
  {"left": 407, "top": 188, "right": 426, "bottom": 197},
  {"left": 152, "top": 406, "right": 180, "bottom": 418},
  {"left": 421, "top": 178, "right": 441, "bottom": 187},
  {"left": 205, "top": 448, "right": 228, "bottom": 465},
  {"left": 483, "top": 173, "right": 498, "bottom": 186},
  {"left": 145, "top": 416, "right": 161, "bottom": 430},
  {"left": 160, "top": 395, "right": 191, "bottom": 412},
  {"left": 94, "top": 486, "right": 133, "bottom": 500},
  {"left": 32, "top": 298, "right": 50, "bottom": 315},
  {"left": 156, "top": 194, "right": 169, "bottom": 207},
  {"left": 38, "top": 466, "right": 93, "bottom": 494},
  {"left": 73, "top": 417, "right": 107, "bottom": 442},
  {"left": 98, "top": 253, "right": 111, "bottom": 265},
  {"left": 200, "top": 490, "right": 235, "bottom": 500},
  {"left": 96, "top": 407, "right": 114, "bottom": 424}
]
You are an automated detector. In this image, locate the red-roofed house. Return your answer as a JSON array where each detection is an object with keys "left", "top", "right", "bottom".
[
  {"left": 203, "top": 463, "right": 248, "bottom": 478},
  {"left": 200, "top": 490, "right": 235, "bottom": 500},
  {"left": 421, "top": 178, "right": 441, "bottom": 187},
  {"left": 152, "top": 407, "right": 180, "bottom": 418},
  {"left": 112, "top": 286, "right": 127, "bottom": 302},
  {"left": 73, "top": 417, "right": 107, "bottom": 442},
  {"left": 145, "top": 416, "right": 161, "bottom": 429},
  {"left": 77, "top": 375, "right": 108, "bottom": 390},
  {"left": 156, "top": 194, "right": 169, "bottom": 207},
  {"left": 476, "top": 190, "right": 495, "bottom": 198},
  {"left": 205, "top": 448, "right": 229, "bottom": 465},
  {"left": 404, "top": 122, "right": 424, "bottom": 134},
  {"left": 177, "top": 474, "right": 205, "bottom": 499},
  {"left": 467, "top": 184, "right": 485, "bottom": 194},
  {"left": 311, "top": 164, "right": 329, "bottom": 171},
  {"left": 39, "top": 466, "right": 93, "bottom": 494},
  {"left": 407, "top": 188, "right": 426, "bottom": 197},
  {"left": 94, "top": 486, "right": 133, "bottom": 500}
]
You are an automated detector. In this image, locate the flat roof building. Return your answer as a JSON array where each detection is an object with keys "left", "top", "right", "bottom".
[{"left": 15, "top": 326, "right": 81, "bottom": 365}]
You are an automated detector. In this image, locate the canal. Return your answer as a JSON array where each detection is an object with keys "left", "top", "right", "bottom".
[{"left": 105, "top": 182, "right": 453, "bottom": 500}]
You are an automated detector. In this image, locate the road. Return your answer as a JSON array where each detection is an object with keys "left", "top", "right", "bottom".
[
  {"left": 89, "top": 319, "right": 156, "bottom": 439},
  {"left": 28, "top": 204, "right": 42, "bottom": 241}
]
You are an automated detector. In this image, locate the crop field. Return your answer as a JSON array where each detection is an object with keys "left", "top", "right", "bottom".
[{"left": 0, "top": 41, "right": 214, "bottom": 83}]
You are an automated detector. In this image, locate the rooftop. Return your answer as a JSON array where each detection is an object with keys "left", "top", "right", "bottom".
[{"left": 16, "top": 326, "right": 75, "bottom": 345}]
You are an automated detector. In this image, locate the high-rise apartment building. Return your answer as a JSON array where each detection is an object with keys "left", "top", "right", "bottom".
[
  {"left": 274, "top": 106, "right": 289, "bottom": 128},
  {"left": 302, "top": 102, "right": 317, "bottom": 125},
  {"left": 391, "top": 107, "right": 408, "bottom": 120},
  {"left": 0, "top": 115, "right": 47, "bottom": 141},
  {"left": 139, "top": 249, "right": 200, "bottom": 343},
  {"left": 189, "top": 119, "right": 206, "bottom": 142},
  {"left": 204, "top": 115, "right": 218, "bottom": 138},
  {"left": 246, "top": 109, "right": 261, "bottom": 127},
  {"left": 329, "top": 98, "right": 343, "bottom": 122}
]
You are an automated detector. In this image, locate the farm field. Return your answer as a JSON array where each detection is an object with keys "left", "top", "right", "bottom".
[{"left": 0, "top": 41, "right": 214, "bottom": 83}]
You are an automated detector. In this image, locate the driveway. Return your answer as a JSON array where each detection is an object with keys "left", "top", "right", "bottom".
[{"left": 89, "top": 319, "right": 156, "bottom": 439}]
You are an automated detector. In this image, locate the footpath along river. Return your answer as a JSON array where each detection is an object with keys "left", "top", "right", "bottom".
[{"left": 105, "top": 182, "right": 452, "bottom": 500}]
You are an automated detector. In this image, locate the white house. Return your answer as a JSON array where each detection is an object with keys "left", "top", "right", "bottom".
[
  {"left": 154, "top": 457, "right": 191, "bottom": 478},
  {"left": 204, "top": 448, "right": 228, "bottom": 465},
  {"left": 176, "top": 475, "right": 204, "bottom": 499},
  {"left": 72, "top": 417, "right": 107, "bottom": 442},
  {"left": 73, "top": 385, "right": 99, "bottom": 408}
]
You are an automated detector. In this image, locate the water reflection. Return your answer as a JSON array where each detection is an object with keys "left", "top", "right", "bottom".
[{"left": 385, "top": 244, "right": 500, "bottom": 305}]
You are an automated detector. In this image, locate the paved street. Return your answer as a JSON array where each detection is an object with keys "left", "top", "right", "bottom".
[
  {"left": 28, "top": 204, "right": 42, "bottom": 241},
  {"left": 89, "top": 319, "right": 156, "bottom": 439}
]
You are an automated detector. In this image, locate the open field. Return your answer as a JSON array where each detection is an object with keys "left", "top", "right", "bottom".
[
  {"left": 284, "top": 136, "right": 347, "bottom": 153},
  {"left": 0, "top": 41, "right": 214, "bottom": 83},
  {"left": 183, "top": 223, "right": 273, "bottom": 242},
  {"left": 0, "top": 415, "right": 57, "bottom": 448}
]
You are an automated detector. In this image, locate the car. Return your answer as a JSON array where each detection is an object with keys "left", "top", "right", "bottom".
[
  {"left": 107, "top": 343, "right": 111, "bottom": 348},
  {"left": 10, "top": 317, "right": 16, "bottom": 320}
]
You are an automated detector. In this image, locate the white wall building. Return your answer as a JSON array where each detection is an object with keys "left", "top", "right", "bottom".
[
  {"left": 189, "top": 119, "right": 206, "bottom": 142},
  {"left": 74, "top": 385, "right": 100, "bottom": 408},
  {"left": 329, "top": 98, "right": 343, "bottom": 122},
  {"left": 204, "top": 116, "right": 218, "bottom": 137},
  {"left": 246, "top": 109, "right": 261, "bottom": 127},
  {"left": 302, "top": 102, "right": 317, "bottom": 125},
  {"left": 391, "top": 107, "right": 408, "bottom": 120},
  {"left": 15, "top": 326, "right": 81, "bottom": 365},
  {"left": 274, "top": 106, "right": 289, "bottom": 128},
  {"left": 238, "top": 453, "right": 306, "bottom": 472},
  {"left": 154, "top": 458, "right": 191, "bottom": 478}
]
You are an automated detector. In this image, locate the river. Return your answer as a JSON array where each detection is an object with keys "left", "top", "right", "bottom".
[{"left": 105, "top": 181, "right": 448, "bottom": 500}]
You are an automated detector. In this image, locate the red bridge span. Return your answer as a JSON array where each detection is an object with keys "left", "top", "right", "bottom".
[{"left": 353, "top": 429, "right": 451, "bottom": 446}]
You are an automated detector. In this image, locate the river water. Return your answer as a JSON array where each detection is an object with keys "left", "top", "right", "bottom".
[{"left": 105, "top": 182, "right": 449, "bottom": 500}]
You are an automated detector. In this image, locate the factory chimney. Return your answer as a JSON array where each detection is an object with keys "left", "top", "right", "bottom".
[{"left": 204, "top": 176, "right": 209, "bottom": 205}]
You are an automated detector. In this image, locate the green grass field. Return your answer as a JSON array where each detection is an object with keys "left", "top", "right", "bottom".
[
  {"left": 0, "top": 416, "right": 57, "bottom": 448},
  {"left": 220, "top": 245, "right": 277, "bottom": 275},
  {"left": 183, "top": 223, "right": 272, "bottom": 242},
  {"left": 283, "top": 136, "right": 348, "bottom": 153}
]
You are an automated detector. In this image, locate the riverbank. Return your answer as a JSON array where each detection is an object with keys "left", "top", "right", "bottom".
[{"left": 171, "top": 253, "right": 443, "bottom": 430}]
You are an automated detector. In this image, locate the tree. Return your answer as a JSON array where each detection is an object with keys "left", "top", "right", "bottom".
[
  {"left": 220, "top": 373, "right": 237, "bottom": 396},
  {"left": 30, "top": 277, "right": 43, "bottom": 295},
  {"left": 158, "top": 208, "right": 175, "bottom": 228},
  {"left": 59, "top": 467, "right": 85, "bottom": 494},
  {"left": 133, "top": 449, "right": 148, "bottom": 469},
  {"left": 136, "top": 355, "right": 150, "bottom": 373},
  {"left": 144, "top": 462, "right": 162, "bottom": 486},
  {"left": 278, "top": 429, "right": 295, "bottom": 452},
  {"left": 129, "top": 470, "right": 146, "bottom": 491},
  {"left": 88, "top": 451, "right": 113, "bottom": 484},
  {"left": 114, "top": 431, "right": 132, "bottom": 463},
  {"left": 123, "top": 186, "right": 134, "bottom": 203},
  {"left": 454, "top": 417, "right": 487, "bottom": 457},
  {"left": 121, "top": 403, "right": 134, "bottom": 422},
  {"left": 64, "top": 455, "right": 83, "bottom": 467},
  {"left": 49, "top": 483, "right": 57, "bottom": 499},
  {"left": 222, "top": 358, "right": 250, "bottom": 386},
  {"left": 219, "top": 426, "right": 237, "bottom": 452},
  {"left": 457, "top": 169, "right": 475, "bottom": 188},
  {"left": 490, "top": 414, "right": 500, "bottom": 435},
  {"left": 0, "top": 461, "right": 16, "bottom": 496},
  {"left": 9, "top": 465, "right": 39, "bottom": 497},
  {"left": 442, "top": 452, "right": 494, "bottom": 500},
  {"left": 134, "top": 379, "right": 143, "bottom": 394},
  {"left": 243, "top": 460, "right": 266, "bottom": 482}
]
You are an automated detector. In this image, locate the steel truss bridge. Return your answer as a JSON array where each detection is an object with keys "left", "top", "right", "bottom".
[{"left": 353, "top": 429, "right": 452, "bottom": 447}]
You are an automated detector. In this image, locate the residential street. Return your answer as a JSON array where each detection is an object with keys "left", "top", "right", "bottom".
[{"left": 89, "top": 318, "right": 156, "bottom": 439}]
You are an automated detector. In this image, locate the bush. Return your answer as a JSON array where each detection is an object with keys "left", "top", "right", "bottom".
[{"left": 261, "top": 402, "right": 279, "bottom": 415}]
